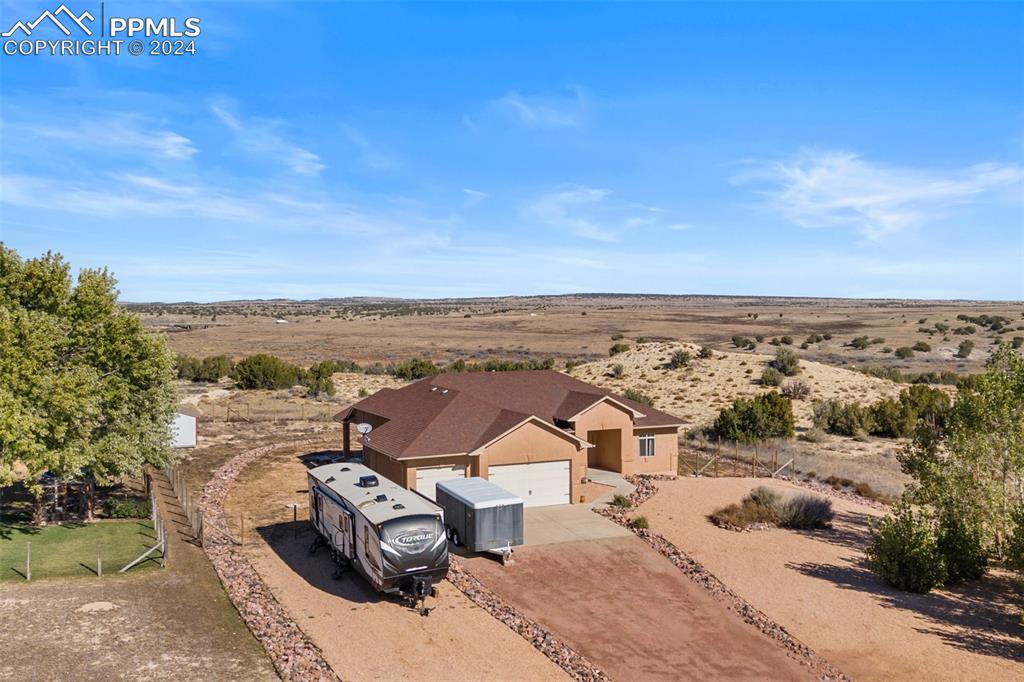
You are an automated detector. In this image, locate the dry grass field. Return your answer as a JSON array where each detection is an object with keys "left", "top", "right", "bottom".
[{"left": 142, "top": 295, "right": 1023, "bottom": 372}]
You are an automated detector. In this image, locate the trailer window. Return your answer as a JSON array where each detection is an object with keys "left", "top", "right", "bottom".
[
  {"left": 363, "top": 525, "right": 370, "bottom": 556},
  {"left": 639, "top": 435, "right": 655, "bottom": 457}
]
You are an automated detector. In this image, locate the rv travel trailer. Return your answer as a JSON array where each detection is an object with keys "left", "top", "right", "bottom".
[{"left": 307, "top": 463, "right": 449, "bottom": 610}]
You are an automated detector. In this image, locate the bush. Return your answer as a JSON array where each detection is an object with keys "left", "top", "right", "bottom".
[
  {"left": 103, "top": 498, "right": 151, "bottom": 519},
  {"left": 867, "top": 502, "right": 947, "bottom": 593},
  {"left": 956, "top": 339, "right": 974, "bottom": 359},
  {"left": 233, "top": 354, "right": 304, "bottom": 390},
  {"left": 813, "top": 399, "right": 873, "bottom": 436},
  {"left": 781, "top": 380, "right": 810, "bottom": 400},
  {"left": 629, "top": 516, "right": 649, "bottom": 530},
  {"left": 357, "top": 387, "right": 369, "bottom": 397},
  {"left": 869, "top": 399, "right": 913, "bottom": 438},
  {"left": 761, "top": 367, "right": 783, "bottom": 387},
  {"left": 624, "top": 387, "right": 654, "bottom": 407},
  {"left": 849, "top": 335, "right": 870, "bottom": 350},
  {"left": 667, "top": 350, "right": 691, "bottom": 369},
  {"left": 610, "top": 363, "right": 625, "bottom": 378},
  {"left": 936, "top": 505, "right": 987, "bottom": 585},
  {"left": 713, "top": 392, "right": 794, "bottom": 442},
  {"left": 697, "top": 346, "right": 714, "bottom": 359},
  {"left": 776, "top": 495, "right": 834, "bottom": 529},
  {"left": 912, "top": 341, "right": 931, "bottom": 352},
  {"left": 609, "top": 342, "right": 631, "bottom": 356},
  {"left": 747, "top": 486, "right": 782, "bottom": 509},
  {"left": 894, "top": 346, "right": 915, "bottom": 359},
  {"left": 731, "top": 335, "right": 755, "bottom": 350},
  {"left": 386, "top": 357, "right": 440, "bottom": 380},
  {"left": 799, "top": 427, "right": 827, "bottom": 443},
  {"left": 769, "top": 348, "right": 800, "bottom": 376},
  {"left": 611, "top": 493, "right": 631, "bottom": 508}
]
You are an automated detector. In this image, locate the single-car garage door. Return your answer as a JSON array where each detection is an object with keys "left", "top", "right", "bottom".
[
  {"left": 488, "top": 460, "right": 570, "bottom": 507},
  {"left": 415, "top": 465, "right": 466, "bottom": 501}
]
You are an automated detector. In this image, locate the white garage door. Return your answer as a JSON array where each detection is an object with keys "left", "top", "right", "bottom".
[
  {"left": 415, "top": 465, "right": 466, "bottom": 501},
  {"left": 488, "top": 460, "right": 570, "bottom": 507}
]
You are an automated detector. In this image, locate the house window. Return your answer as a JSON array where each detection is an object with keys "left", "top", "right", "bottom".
[{"left": 639, "top": 435, "right": 656, "bottom": 457}]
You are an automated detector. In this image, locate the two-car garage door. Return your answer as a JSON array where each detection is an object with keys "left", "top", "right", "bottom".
[
  {"left": 488, "top": 460, "right": 570, "bottom": 508},
  {"left": 415, "top": 465, "right": 466, "bottom": 501}
]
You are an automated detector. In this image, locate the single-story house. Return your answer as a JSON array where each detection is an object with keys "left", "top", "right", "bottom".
[{"left": 335, "top": 370, "right": 681, "bottom": 507}]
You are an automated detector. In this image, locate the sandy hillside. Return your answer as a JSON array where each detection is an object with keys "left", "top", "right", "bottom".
[{"left": 572, "top": 341, "right": 914, "bottom": 430}]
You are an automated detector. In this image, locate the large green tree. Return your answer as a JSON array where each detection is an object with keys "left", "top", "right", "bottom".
[{"left": 0, "top": 246, "right": 177, "bottom": 504}]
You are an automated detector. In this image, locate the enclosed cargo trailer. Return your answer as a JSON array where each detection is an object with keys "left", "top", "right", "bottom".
[{"left": 436, "top": 477, "right": 524, "bottom": 560}]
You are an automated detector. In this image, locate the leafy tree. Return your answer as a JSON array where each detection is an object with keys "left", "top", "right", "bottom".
[
  {"left": 714, "top": 392, "right": 794, "bottom": 443},
  {"left": 0, "top": 246, "right": 177, "bottom": 507},
  {"left": 233, "top": 354, "right": 303, "bottom": 389},
  {"left": 870, "top": 344, "right": 1024, "bottom": 591},
  {"left": 813, "top": 399, "right": 873, "bottom": 437},
  {"left": 866, "top": 500, "right": 947, "bottom": 593}
]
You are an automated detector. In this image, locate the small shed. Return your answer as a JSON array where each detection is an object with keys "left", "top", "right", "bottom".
[
  {"left": 436, "top": 477, "right": 524, "bottom": 553},
  {"left": 170, "top": 412, "right": 198, "bottom": 449}
]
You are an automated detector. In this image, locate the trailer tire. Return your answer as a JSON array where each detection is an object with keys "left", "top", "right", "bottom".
[{"left": 450, "top": 529, "right": 461, "bottom": 547}]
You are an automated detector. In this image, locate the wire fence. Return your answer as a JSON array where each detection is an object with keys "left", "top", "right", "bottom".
[
  {"left": 198, "top": 403, "right": 339, "bottom": 423},
  {"left": 678, "top": 434, "right": 796, "bottom": 479},
  {"left": 164, "top": 466, "right": 204, "bottom": 546}
]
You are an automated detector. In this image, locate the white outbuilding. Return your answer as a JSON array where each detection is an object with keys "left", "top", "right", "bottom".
[{"left": 170, "top": 412, "right": 198, "bottom": 448}]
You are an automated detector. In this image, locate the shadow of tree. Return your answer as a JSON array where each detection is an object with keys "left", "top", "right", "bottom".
[
  {"left": 789, "top": 558, "right": 1024, "bottom": 662},
  {"left": 792, "top": 509, "right": 874, "bottom": 551}
]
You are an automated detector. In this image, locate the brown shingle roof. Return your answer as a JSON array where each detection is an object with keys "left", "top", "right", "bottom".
[{"left": 338, "top": 370, "right": 681, "bottom": 459}]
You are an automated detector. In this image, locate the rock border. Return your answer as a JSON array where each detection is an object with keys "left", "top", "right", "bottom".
[
  {"left": 447, "top": 557, "right": 610, "bottom": 682},
  {"left": 596, "top": 475, "right": 850, "bottom": 682},
  {"left": 199, "top": 439, "right": 339, "bottom": 682}
]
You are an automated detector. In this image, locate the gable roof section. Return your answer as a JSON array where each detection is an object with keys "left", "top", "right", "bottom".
[{"left": 336, "top": 369, "right": 681, "bottom": 460}]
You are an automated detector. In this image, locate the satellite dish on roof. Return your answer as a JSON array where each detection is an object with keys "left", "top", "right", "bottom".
[{"left": 356, "top": 423, "right": 373, "bottom": 435}]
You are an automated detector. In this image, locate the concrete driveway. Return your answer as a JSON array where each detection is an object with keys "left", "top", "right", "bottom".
[{"left": 523, "top": 504, "right": 631, "bottom": 546}]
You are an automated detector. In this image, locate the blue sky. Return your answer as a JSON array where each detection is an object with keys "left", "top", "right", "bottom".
[{"left": 1, "top": 1, "right": 1022, "bottom": 301}]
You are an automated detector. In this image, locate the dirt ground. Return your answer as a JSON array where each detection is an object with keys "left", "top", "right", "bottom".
[
  {"left": 226, "top": 444, "right": 568, "bottom": 682},
  {"left": 636, "top": 477, "right": 1024, "bottom": 681},
  {"left": 0, "top": 474, "right": 276, "bottom": 682},
  {"left": 463, "top": 536, "right": 812, "bottom": 681},
  {"left": 149, "top": 296, "right": 1021, "bottom": 373}
]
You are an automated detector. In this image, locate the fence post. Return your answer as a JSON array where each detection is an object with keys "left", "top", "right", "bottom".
[
  {"left": 96, "top": 540, "right": 102, "bottom": 577},
  {"left": 26, "top": 541, "right": 31, "bottom": 581}
]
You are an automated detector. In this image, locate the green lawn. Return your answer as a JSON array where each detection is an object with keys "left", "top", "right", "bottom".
[{"left": 0, "top": 518, "right": 163, "bottom": 581}]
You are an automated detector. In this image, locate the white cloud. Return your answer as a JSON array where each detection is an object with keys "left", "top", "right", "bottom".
[
  {"left": 463, "top": 188, "right": 489, "bottom": 202},
  {"left": 211, "top": 103, "right": 326, "bottom": 176},
  {"left": 490, "top": 89, "right": 585, "bottom": 128},
  {"left": 734, "top": 149, "right": 1024, "bottom": 239},
  {"left": 14, "top": 114, "right": 197, "bottom": 159},
  {"left": 524, "top": 186, "right": 617, "bottom": 241},
  {"left": 523, "top": 185, "right": 687, "bottom": 242}
]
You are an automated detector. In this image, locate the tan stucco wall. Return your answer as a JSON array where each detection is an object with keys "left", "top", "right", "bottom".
[
  {"left": 480, "top": 420, "right": 587, "bottom": 502},
  {"left": 573, "top": 401, "right": 634, "bottom": 473},
  {"left": 362, "top": 447, "right": 409, "bottom": 487},
  {"left": 631, "top": 427, "right": 679, "bottom": 475}
]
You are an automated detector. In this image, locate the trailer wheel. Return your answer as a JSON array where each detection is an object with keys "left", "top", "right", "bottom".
[
  {"left": 450, "top": 529, "right": 461, "bottom": 547},
  {"left": 431, "top": 586, "right": 438, "bottom": 598}
]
